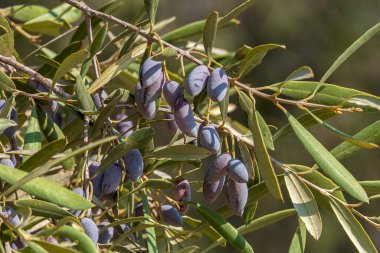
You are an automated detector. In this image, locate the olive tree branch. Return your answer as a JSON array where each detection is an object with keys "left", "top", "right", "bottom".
[{"left": 62, "top": 0, "right": 358, "bottom": 113}]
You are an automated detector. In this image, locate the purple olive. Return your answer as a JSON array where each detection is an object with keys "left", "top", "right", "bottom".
[
  {"left": 1, "top": 206, "right": 20, "bottom": 227},
  {"left": 45, "top": 236, "right": 58, "bottom": 245},
  {"left": 70, "top": 187, "right": 85, "bottom": 217},
  {"left": 113, "top": 224, "right": 136, "bottom": 242},
  {"left": 225, "top": 178, "right": 248, "bottom": 217},
  {"left": 204, "top": 153, "right": 231, "bottom": 183},
  {"left": 207, "top": 67, "right": 228, "bottom": 102},
  {"left": 0, "top": 158, "right": 15, "bottom": 168},
  {"left": 98, "top": 220, "right": 114, "bottom": 244},
  {"left": 185, "top": 65, "right": 210, "bottom": 96},
  {"left": 227, "top": 159, "right": 249, "bottom": 183},
  {"left": 143, "top": 72, "right": 165, "bottom": 105},
  {"left": 134, "top": 200, "right": 157, "bottom": 217},
  {"left": 0, "top": 99, "right": 18, "bottom": 138},
  {"left": 165, "top": 113, "right": 178, "bottom": 133},
  {"left": 124, "top": 149, "right": 143, "bottom": 181},
  {"left": 10, "top": 238, "right": 25, "bottom": 250},
  {"left": 173, "top": 178, "right": 191, "bottom": 214},
  {"left": 89, "top": 162, "right": 104, "bottom": 198},
  {"left": 163, "top": 81, "right": 182, "bottom": 107},
  {"left": 173, "top": 98, "right": 199, "bottom": 137},
  {"left": 203, "top": 176, "right": 225, "bottom": 204},
  {"left": 81, "top": 217, "right": 99, "bottom": 243},
  {"left": 140, "top": 57, "right": 163, "bottom": 88},
  {"left": 135, "top": 82, "right": 156, "bottom": 120},
  {"left": 115, "top": 113, "right": 133, "bottom": 138},
  {"left": 102, "top": 164, "right": 122, "bottom": 196},
  {"left": 161, "top": 205, "right": 183, "bottom": 227},
  {"left": 198, "top": 124, "right": 220, "bottom": 154}
]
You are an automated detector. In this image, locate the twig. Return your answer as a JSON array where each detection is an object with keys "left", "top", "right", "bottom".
[
  {"left": 0, "top": 55, "right": 69, "bottom": 98},
  {"left": 61, "top": 0, "right": 357, "bottom": 112}
]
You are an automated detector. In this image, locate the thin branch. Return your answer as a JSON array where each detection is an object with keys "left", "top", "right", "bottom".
[
  {"left": 0, "top": 55, "right": 69, "bottom": 98},
  {"left": 61, "top": 0, "right": 358, "bottom": 112}
]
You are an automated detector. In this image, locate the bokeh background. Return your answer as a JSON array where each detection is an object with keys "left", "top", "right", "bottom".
[{"left": 1, "top": 0, "right": 380, "bottom": 252}]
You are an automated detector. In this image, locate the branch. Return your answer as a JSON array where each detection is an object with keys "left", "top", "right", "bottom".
[
  {"left": 62, "top": 0, "right": 357, "bottom": 112},
  {"left": 0, "top": 55, "right": 69, "bottom": 98}
]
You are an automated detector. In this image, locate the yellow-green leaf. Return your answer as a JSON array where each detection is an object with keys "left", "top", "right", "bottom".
[
  {"left": 0, "top": 16, "right": 14, "bottom": 57},
  {"left": 203, "top": 11, "right": 219, "bottom": 60},
  {"left": 52, "top": 49, "right": 87, "bottom": 86},
  {"left": 23, "top": 106, "right": 42, "bottom": 162}
]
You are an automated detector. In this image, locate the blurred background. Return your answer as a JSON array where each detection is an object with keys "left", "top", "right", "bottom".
[{"left": 1, "top": 0, "right": 380, "bottom": 252}]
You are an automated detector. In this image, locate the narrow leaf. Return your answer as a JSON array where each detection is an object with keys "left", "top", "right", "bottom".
[
  {"left": 141, "top": 189, "right": 158, "bottom": 253},
  {"left": 330, "top": 120, "right": 380, "bottom": 161},
  {"left": 146, "top": 144, "right": 210, "bottom": 161},
  {"left": 55, "top": 225, "right": 99, "bottom": 253},
  {"left": 249, "top": 97, "right": 283, "bottom": 201},
  {"left": 0, "top": 16, "right": 14, "bottom": 57},
  {"left": 285, "top": 171, "right": 322, "bottom": 240},
  {"left": 257, "top": 111, "right": 274, "bottom": 150},
  {"left": 52, "top": 49, "right": 87, "bottom": 86},
  {"left": 18, "top": 138, "right": 67, "bottom": 172},
  {"left": 219, "top": 0, "right": 256, "bottom": 27},
  {"left": 88, "top": 43, "right": 146, "bottom": 94},
  {"left": 90, "top": 22, "right": 108, "bottom": 58},
  {"left": 0, "top": 164, "right": 92, "bottom": 210},
  {"left": 23, "top": 106, "right": 42, "bottom": 162},
  {"left": 203, "top": 11, "right": 219, "bottom": 60},
  {"left": 239, "top": 44, "right": 285, "bottom": 78},
  {"left": 15, "top": 199, "right": 73, "bottom": 219},
  {"left": 329, "top": 199, "right": 378, "bottom": 253},
  {"left": 0, "top": 70, "right": 16, "bottom": 92},
  {"left": 189, "top": 201, "right": 254, "bottom": 253},
  {"left": 144, "top": 0, "right": 159, "bottom": 27},
  {"left": 285, "top": 66, "right": 314, "bottom": 81},
  {"left": 75, "top": 76, "right": 96, "bottom": 112},
  {"left": 289, "top": 221, "right": 307, "bottom": 253},
  {"left": 285, "top": 111, "right": 368, "bottom": 202}
]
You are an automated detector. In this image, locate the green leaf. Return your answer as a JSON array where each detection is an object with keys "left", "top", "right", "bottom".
[
  {"left": 176, "top": 246, "right": 199, "bottom": 253},
  {"left": 141, "top": 189, "right": 158, "bottom": 253},
  {"left": 257, "top": 112, "right": 274, "bottom": 150},
  {"left": 304, "top": 108, "right": 378, "bottom": 149},
  {"left": 269, "top": 81, "right": 380, "bottom": 112},
  {"left": 219, "top": 0, "right": 256, "bottom": 27},
  {"left": 285, "top": 66, "right": 314, "bottom": 81},
  {"left": 14, "top": 199, "right": 73, "bottom": 219},
  {"left": 161, "top": 18, "right": 238, "bottom": 44},
  {"left": 18, "top": 138, "right": 67, "bottom": 173},
  {"left": 204, "top": 209, "right": 295, "bottom": 252},
  {"left": 289, "top": 222, "right": 307, "bottom": 253},
  {"left": 144, "top": 0, "right": 159, "bottom": 27},
  {"left": 26, "top": 241, "right": 49, "bottom": 253},
  {"left": 359, "top": 181, "right": 380, "bottom": 194},
  {"left": 249, "top": 97, "right": 283, "bottom": 201},
  {"left": 284, "top": 171, "right": 322, "bottom": 240},
  {"left": 88, "top": 43, "right": 146, "bottom": 94},
  {"left": 0, "top": 95, "right": 14, "bottom": 119},
  {"left": 0, "top": 164, "right": 92, "bottom": 210},
  {"left": 273, "top": 109, "right": 336, "bottom": 141},
  {"left": 203, "top": 11, "right": 219, "bottom": 60},
  {"left": 90, "top": 22, "right": 108, "bottom": 58},
  {"left": 188, "top": 201, "right": 254, "bottom": 253},
  {"left": 330, "top": 120, "right": 380, "bottom": 161},
  {"left": 320, "top": 22, "right": 380, "bottom": 85},
  {"left": 346, "top": 94, "right": 380, "bottom": 111},
  {"left": 23, "top": 106, "right": 42, "bottom": 162},
  {"left": 219, "top": 90, "right": 229, "bottom": 122},
  {"left": 22, "top": 20, "right": 63, "bottom": 36},
  {"left": 329, "top": 199, "right": 378, "bottom": 253},
  {"left": 183, "top": 216, "right": 222, "bottom": 243},
  {"left": 289, "top": 164, "right": 346, "bottom": 213},
  {"left": 0, "top": 119, "right": 16, "bottom": 135},
  {"left": 75, "top": 76, "right": 96, "bottom": 112},
  {"left": 93, "top": 127, "right": 155, "bottom": 177},
  {"left": 238, "top": 140, "right": 255, "bottom": 179},
  {"left": 52, "top": 49, "right": 87, "bottom": 86},
  {"left": 146, "top": 144, "right": 210, "bottom": 161},
  {"left": 55, "top": 225, "right": 99, "bottom": 253},
  {"left": 239, "top": 44, "right": 285, "bottom": 78},
  {"left": 0, "top": 16, "right": 14, "bottom": 57},
  {"left": 32, "top": 240, "right": 80, "bottom": 253},
  {"left": 4, "top": 5, "right": 49, "bottom": 22},
  {"left": 285, "top": 111, "right": 368, "bottom": 202},
  {"left": 36, "top": 106, "right": 74, "bottom": 169},
  {"left": 0, "top": 70, "right": 16, "bottom": 92}
]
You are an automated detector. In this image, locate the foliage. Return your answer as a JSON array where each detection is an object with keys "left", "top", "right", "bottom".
[{"left": 0, "top": 0, "right": 379, "bottom": 252}]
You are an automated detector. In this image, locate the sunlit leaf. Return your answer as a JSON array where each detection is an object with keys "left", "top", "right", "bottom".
[
  {"left": 146, "top": 144, "right": 210, "bottom": 161},
  {"left": 289, "top": 221, "right": 307, "bottom": 253},
  {"left": 203, "top": 11, "right": 219, "bottom": 60}
]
